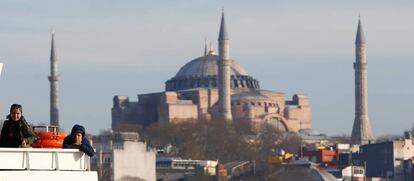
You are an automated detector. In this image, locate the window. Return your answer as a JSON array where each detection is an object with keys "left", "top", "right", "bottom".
[{"left": 233, "top": 80, "right": 239, "bottom": 87}]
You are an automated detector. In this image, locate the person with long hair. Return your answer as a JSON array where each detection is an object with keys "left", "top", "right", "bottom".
[{"left": 0, "top": 104, "right": 37, "bottom": 147}]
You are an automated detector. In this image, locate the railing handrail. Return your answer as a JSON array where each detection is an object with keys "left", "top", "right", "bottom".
[{"left": 32, "top": 125, "right": 59, "bottom": 132}]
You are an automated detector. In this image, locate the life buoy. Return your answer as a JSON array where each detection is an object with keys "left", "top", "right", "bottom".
[
  {"left": 37, "top": 132, "right": 66, "bottom": 140},
  {"left": 32, "top": 131, "right": 66, "bottom": 148},
  {"left": 32, "top": 139, "right": 64, "bottom": 148}
]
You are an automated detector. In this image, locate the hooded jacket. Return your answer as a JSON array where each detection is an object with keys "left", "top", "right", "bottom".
[
  {"left": 63, "top": 124, "right": 95, "bottom": 157},
  {"left": 0, "top": 116, "right": 37, "bottom": 147}
]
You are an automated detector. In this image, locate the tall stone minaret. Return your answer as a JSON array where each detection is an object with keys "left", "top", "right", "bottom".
[
  {"left": 217, "top": 11, "right": 232, "bottom": 122},
  {"left": 48, "top": 32, "right": 60, "bottom": 127},
  {"left": 351, "top": 17, "right": 374, "bottom": 145}
]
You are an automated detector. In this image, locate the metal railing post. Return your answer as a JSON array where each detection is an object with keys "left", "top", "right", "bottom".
[
  {"left": 86, "top": 155, "right": 91, "bottom": 171},
  {"left": 55, "top": 151, "right": 60, "bottom": 170},
  {"left": 26, "top": 150, "right": 30, "bottom": 170}
]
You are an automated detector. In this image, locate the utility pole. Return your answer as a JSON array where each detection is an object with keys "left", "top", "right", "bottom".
[
  {"left": 350, "top": 152, "right": 353, "bottom": 181},
  {"left": 364, "top": 161, "right": 367, "bottom": 181}
]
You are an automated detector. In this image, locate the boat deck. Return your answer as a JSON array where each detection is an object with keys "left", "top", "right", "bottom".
[{"left": 0, "top": 148, "right": 97, "bottom": 180}]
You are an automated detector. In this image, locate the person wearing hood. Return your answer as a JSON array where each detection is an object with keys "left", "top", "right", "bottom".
[
  {"left": 63, "top": 124, "right": 95, "bottom": 157},
  {"left": 0, "top": 104, "right": 37, "bottom": 148}
]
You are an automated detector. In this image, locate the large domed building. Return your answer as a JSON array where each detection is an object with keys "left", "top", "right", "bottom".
[{"left": 112, "top": 13, "right": 312, "bottom": 132}]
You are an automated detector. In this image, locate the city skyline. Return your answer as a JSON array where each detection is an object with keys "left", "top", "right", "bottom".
[{"left": 0, "top": 0, "right": 413, "bottom": 136}]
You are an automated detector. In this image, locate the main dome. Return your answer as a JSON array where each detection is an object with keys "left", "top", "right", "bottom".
[
  {"left": 175, "top": 53, "right": 248, "bottom": 77},
  {"left": 165, "top": 51, "right": 260, "bottom": 91}
]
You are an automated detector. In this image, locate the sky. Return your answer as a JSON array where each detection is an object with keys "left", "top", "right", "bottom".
[{"left": 0, "top": 0, "right": 414, "bottom": 136}]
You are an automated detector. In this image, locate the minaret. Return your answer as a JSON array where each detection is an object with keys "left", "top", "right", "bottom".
[
  {"left": 204, "top": 38, "right": 208, "bottom": 56},
  {"left": 48, "top": 32, "right": 60, "bottom": 127},
  {"left": 351, "top": 17, "right": 374, "bottom": 145},
  {"left": 217, "top": 11, "right": 232, "bottom": 122}
]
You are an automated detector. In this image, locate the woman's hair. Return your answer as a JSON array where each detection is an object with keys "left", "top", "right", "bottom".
[
  {"left": 7, "top": 104, "right": 23, "bottom": 120},
  {"left": 9, "top": 104, "right": 23, "bottom": 113}
]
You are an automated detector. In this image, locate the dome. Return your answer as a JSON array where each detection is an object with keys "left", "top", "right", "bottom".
[
  {"left": 299, "top": 128, "right": 322, "bottom": 136},
  {"left": 165, "top": 51, "right": 260, "bottom": 91},
  {"left": 175, "top": 52, "right": 248, "bottom": 78},
  {"left": 232, "top": 91, "right": 270, "bottom": 101}
]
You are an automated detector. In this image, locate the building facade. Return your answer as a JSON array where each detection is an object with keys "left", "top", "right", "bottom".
[
  {"left": 112, "top": 13, "right": 312, "bottom": 133},
  {"left": 91, "top": 132, "right": 156, "bottom": 181},
  {"left": 359, "top": 135, "right": 414, "bottom": 181}
]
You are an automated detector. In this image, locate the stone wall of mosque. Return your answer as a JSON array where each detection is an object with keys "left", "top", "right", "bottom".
[{"left": 112, "top": 89, "right": 312, "bottom": 133}]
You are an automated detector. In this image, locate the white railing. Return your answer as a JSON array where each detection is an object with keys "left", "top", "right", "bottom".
[
  {"left": 0, "top": 148, "right": 91, "bottom": 171},
  {"left": 0, "top": 62, "right": 3, "bottom": 77}
]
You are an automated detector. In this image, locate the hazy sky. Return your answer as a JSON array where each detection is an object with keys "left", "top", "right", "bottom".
[{"left": 1, "top": 0, "right": 413, "bottom": 136}]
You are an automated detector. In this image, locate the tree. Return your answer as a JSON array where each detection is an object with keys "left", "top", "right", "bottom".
[
  {"left": 329, "top": 134, "right": 351, "bottom": 144},
  {"left": 140, "top": 119, "right": 303, "bottom": 179}
]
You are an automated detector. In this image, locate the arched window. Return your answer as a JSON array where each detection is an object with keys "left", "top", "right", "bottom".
[
  {"left": 233, "top": 79, "right": 239, "bottom": 87},
  {"left": 267, "top": 117, "right": 288, "bottom": 132}
]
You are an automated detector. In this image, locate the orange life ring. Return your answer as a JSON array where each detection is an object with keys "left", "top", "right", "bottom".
[
  {"left": 37, "top": 132, "right": 66, "bottom": 140},
  {"left": 32, "top": 139, "right": 64, "bottom": 148}
]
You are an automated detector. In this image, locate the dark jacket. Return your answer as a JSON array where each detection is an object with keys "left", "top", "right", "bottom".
[
  {"left": 63, "top": 124, "right": 95, "bottom": 157},
  {"left": 0, "top": 116, "right": 37, "bottom": 147}
]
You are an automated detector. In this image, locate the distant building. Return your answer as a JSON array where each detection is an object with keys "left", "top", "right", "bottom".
[
  {"left": 303, "top": 149, "right": 338, "bottom": 168},
  {"left": 339, "top": 132, "right": 414, "bottom": 181},
  {"left": 112, "top": 12, "right": 311, "bottom": 133},
  {"left": 297, "top": 128, "right": 329, "bottom": 145},
  {"left": 156, "top": 156, "right": 218, "bottom": 181},
  {"left": 92, "top": 131, "right": 156, "bottom": 181},
  {"left": 274, "top": 160, "right": 338, "bottom": 181},
  {"left": 359, "top": 133, "right": 414, "bottom": 181},
  {"left": 339, "top": 166, "right": 365, "bottom": 181},
  {"left": 300, "top": 143, "right": 367, "bottom": 180},
  {"left": 156, "top": 157, "right": 253, "bottom": 181}
]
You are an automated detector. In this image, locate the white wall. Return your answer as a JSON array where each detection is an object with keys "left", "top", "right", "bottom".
[
  {"left": 113, "top": 141, "right": 156, "bottom": 181},
  {"left": 0, "top": 171, "right": 97, "bottom": 181}
]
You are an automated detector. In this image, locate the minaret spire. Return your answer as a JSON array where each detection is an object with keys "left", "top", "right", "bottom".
[
  {"left": 355, "top": 16, "right": 366, "bottom": 44},
  {"left": 48, "top": 31, "right": 60, "bottom": 128},
  {"left": 351, "top": 17, "right": 374, "bottom": 145},
  {"left": 217, "top": 10, "right": 232, "bottom": 122},
  {"left": 204, "top": 38, "right": 208, "bottom": 56},
  {"left": 218, "top": 10, "right": 229, "bottom": 40}
]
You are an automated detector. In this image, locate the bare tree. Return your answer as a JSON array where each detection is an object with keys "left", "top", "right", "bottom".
[
  {"left": 375, "top": 134, "right": 401, "bottom": 143},
  {"left": 140, "top": 120, "right": 304, "bottom": 180},
  {"left": 329, "top": 134, "right": 351, "bottom": 144}
]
